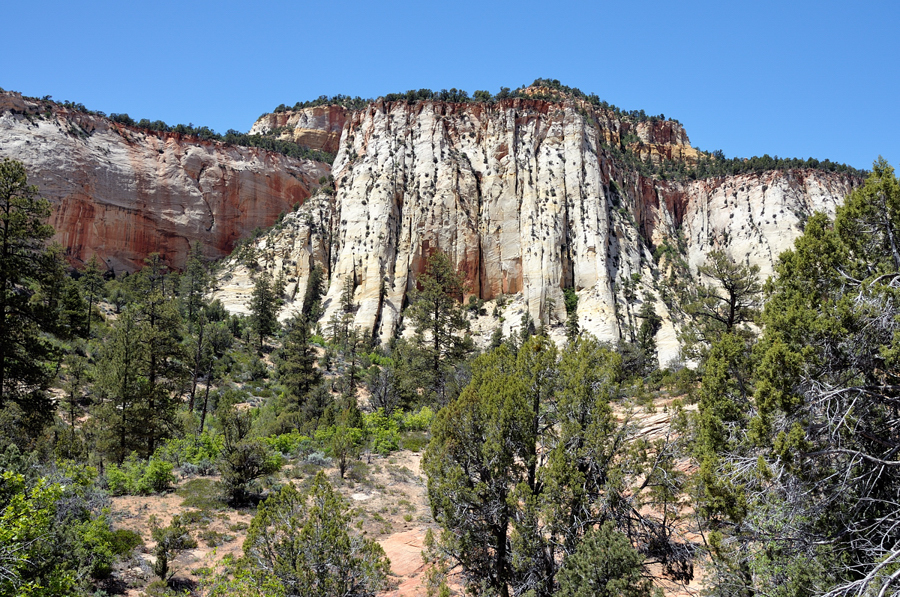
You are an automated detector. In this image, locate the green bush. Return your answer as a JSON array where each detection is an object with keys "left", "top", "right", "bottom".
[
  {"left": 144, "top": 459, "right": 176, "bottom": 492},
  {"left": 364, "top": 409, "right": 401, "bottom": 455},
  {"left": 110, "top": 529, "right": 143, "bottom": 555},
  {"left": 105, "top": 464, "right": 130, "bottom": 496},
  {"left": 104, "top": 455, "right": 175, "bottom": 495},
  {"left": 401, "top": 406, "right": 435, "bottom": 432},
  {"left": 154, "top": 433, "right": 222, "bottom": 466},
  {"left": 399, "top": 432, "right": 429, "bottom": 453},
  {"left": 176, "top": 478, "right": 227, "bottom": 510},
  {"left": 265, "top": 430, "right": 313, "bottom": 456}
]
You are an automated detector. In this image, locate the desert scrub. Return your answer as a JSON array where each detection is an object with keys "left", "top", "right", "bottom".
[{"left": 176, "top": 478, "right": 227, "bottom": 510}]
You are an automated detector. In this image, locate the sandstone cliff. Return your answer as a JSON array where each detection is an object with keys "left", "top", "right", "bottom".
[
  {"left": 0, "top": 87, "right": 859, "bottom": 364},
  {"left": 216, "top": 96, "right": 857, "bottom": 365},
  {"left": 248, "top": 106, "right": 348, "bottom": 154},
  {"left": 0, "top": 91, "right": 329, "bottom": 271}
]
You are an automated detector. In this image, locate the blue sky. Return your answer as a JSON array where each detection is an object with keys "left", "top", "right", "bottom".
[{"left": 2, "top": 0, "right": 897, "bottom": 171}]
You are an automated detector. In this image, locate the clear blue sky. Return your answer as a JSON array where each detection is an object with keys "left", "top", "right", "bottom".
[{"left": 2, "top": 0, "right": 897, "bottom": 171}]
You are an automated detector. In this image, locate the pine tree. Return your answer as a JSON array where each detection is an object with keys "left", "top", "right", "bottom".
[
  {"left": 423, "top": 336, "right": 690, "bottom": 596},
  {"left": 80, "top": 254, "right": 105, "bottom": 337},
  {"left": 278, "top": 314, "right": 323, "bottom": 409},
  {"left": 556, "top": 522, "right": 653, "bottom": 597},
  {"left": 694, "top": 160, "right": 900, "bottom": 597},
  {"left": 301, "top": 263, "right": 325, "bottom": 321},
  {"left": 94, "top": 310, "right": 146, "bottom": 461},
  {"left": 180, "top": 241, "right": 210, "bottom": 328},
  {"left": 681, "top": 250, "right": 761, "bottom": 361},
  {"left": 0, "top": 158, "right": 58, "bottom": 433},
  {"left": 243, "top": 472, "right": 390, "bottom": 596},
  {"left": 406, "top": 251, "right": 473, "bottom": 402},
  {"left": 249, "top": 272, "right": 281, "bottom": 353},
  {"left": 635, "top": 297, "right": 662, "bottom": 374},
  {"left": 93, "top": 258, "right": 187, "bottom": 460}
]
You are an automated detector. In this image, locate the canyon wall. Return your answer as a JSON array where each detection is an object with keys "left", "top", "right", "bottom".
[
  {"left": 215, "top": 97, "right": 857, "bottom": 364},
  {"left": 0, "top": 91, "right": 328, "bottom": 271},
  {"left": 0, "top": 88, "right": 858, "bottom": 363}
]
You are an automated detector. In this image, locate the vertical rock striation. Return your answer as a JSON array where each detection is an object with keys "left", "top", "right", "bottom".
[
  {"left": 218, "top": 96, "right": 857, "bottom": 365},
  {"left": 0, "top": 88, "right": 859, "bottom": 364}
]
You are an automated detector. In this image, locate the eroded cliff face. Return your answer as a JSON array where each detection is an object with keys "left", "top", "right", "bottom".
[
  {"left": 0, "top": 92, "right": 328, "bottom": 271},
  {"left": 0, "top": 87, "right": 858, "bottom": 364},
  {"left": 214, "top": 97, "right": 857, "bottom": 365},
  {"left": 248, "top": 106, "right": 348, "bottom": 154}
]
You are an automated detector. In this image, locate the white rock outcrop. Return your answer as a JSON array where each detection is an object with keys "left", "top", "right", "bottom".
[{"left": 214, "top": 97, "right": 858, "bottom": 366}]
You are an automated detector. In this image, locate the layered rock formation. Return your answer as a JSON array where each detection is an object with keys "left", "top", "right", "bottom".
[
  {"left": 0, "top": 91, "right": 328, "bottom": 271},
  {"left": 248, "top": 106, "right": 348, "bottom": 154},
  {"left": 213, "top": 96, "right": 857, "bottom": 364}
]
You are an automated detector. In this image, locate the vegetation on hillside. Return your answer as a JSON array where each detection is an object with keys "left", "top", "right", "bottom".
[{"left": 1, "top": 155, "right": 899, "bottom": 596}]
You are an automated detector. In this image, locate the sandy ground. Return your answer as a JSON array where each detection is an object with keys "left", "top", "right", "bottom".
[
  {"left": 109, "top": 395, "right": 705, "bottom": 597},
  {"left": 110, "top": 450, "right": 436, "bottom": 596}
]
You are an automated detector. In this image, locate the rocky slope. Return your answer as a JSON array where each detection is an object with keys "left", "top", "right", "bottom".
[
  {"left": 0, "top": 91, "right": 328, "bottom": 271},
  {"left": 211, "top": 95, "right": 857, "bottom": 364}
]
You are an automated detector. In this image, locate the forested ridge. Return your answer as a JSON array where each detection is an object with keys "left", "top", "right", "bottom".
[
  {"left": 7, "top": 79, "right": 863, "bottom": 181},
  {"left": 1, "top": 154, "right": 899, "bottom": 597}
]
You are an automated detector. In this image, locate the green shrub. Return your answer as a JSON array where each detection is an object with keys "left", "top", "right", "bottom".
[
  {"left": 199, "top": 529, "right": 232, "bottom": 547},
  {"left": 144, "top": 459, "right": 176, "bottom": 493},
  {"left": 104, "top": 455, "right": 174, "bottom": 495},
  {"left": 364, "top": 409, "right": 401, "bottom": 455},
  {"left": 176, "top": 478, "right": 227, "bottom": 510},
  {"left": 347, "top": 460, "right": 370, "bottom": 482},
  {"left": 401, "top": 406, "right": 435, "bottom": 431},
  {"left": 154, "top": 433, "right": 222, "bottom": 466},
  {"left": 399, "top": 431, "right": 429, "bottom": 453},
  {"left": 105, "top": 464, "right": 130, "bottom": 496},
  {"left": 110, "top": 529, "right": 143, "bottom": 555},
  {"left": 265, "top": 430, "right": 313, "bottom": 456}
]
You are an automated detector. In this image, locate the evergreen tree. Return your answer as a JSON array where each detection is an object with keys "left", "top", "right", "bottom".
[
  {"left": 218, "top": 401, "right": 281, "bottom": 504},
  {"left": 694, "top": 160, "right": 900, "bottom": 597},
  {"left": 79, "top": 254, "right": 105, "bottom": 337},
  {"left": 151, "top": 515, "right": 197, "bottom": 581},
  {"left": 301, "top": 263, "right": 325, "bottom": 321},
  {"left": 278, "top": 313, "right": 323, "bottom": 411},
  {"left": 635, "top": 298, "right": 662, "bottom": 373},
  {"left": 423, "top": 336, "right": 690, "bottom": 597},
  {"left": 564, "top": 287, "right": 580, "bottom": 343},
  {"left": 249, "top": 272, "right": 281, "bottom": 353},
  {"left": 406, "top": 251, "right": 473, "bottom": 402},
  {"left": 93, "top": 258, "right": 187, "bottom": 460},
  {"left": 681, "top": 250, "right": 761, "bottom": 361},
  {"left": 131, "top": 258, "right": 187, "bottom": 456},
  {"left": 94, "top": 309, "right": 146, "bottom": 462},
  {"left": 180, "top": 241, "right": 210, "bottom": 328},
  {"left": 0, "top": 158, "right": 59, "bottom": 435},
  {"left": 555, "top": 522, "right": 653, "bottom": 597},
  {"left": 243, "top": 472, "right": 390, "bottom": 597}
]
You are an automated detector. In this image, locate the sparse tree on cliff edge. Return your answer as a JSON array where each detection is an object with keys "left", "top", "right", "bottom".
[{"left": 680, "top": 249, "right": 761, "bottom": 361}]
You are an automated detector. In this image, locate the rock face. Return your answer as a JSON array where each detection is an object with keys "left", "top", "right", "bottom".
[
  {"left": 0, "top": 88, "right": 858, "bottom": 364},
  {"left": 216, "top": 96, "right": 858, "bottom": 365},
  {"left": 248, "top": 106, "right": 348, "bottom": 154},
  {"left": 0, "top": 92, "right": 328, "bottom": 271}
]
